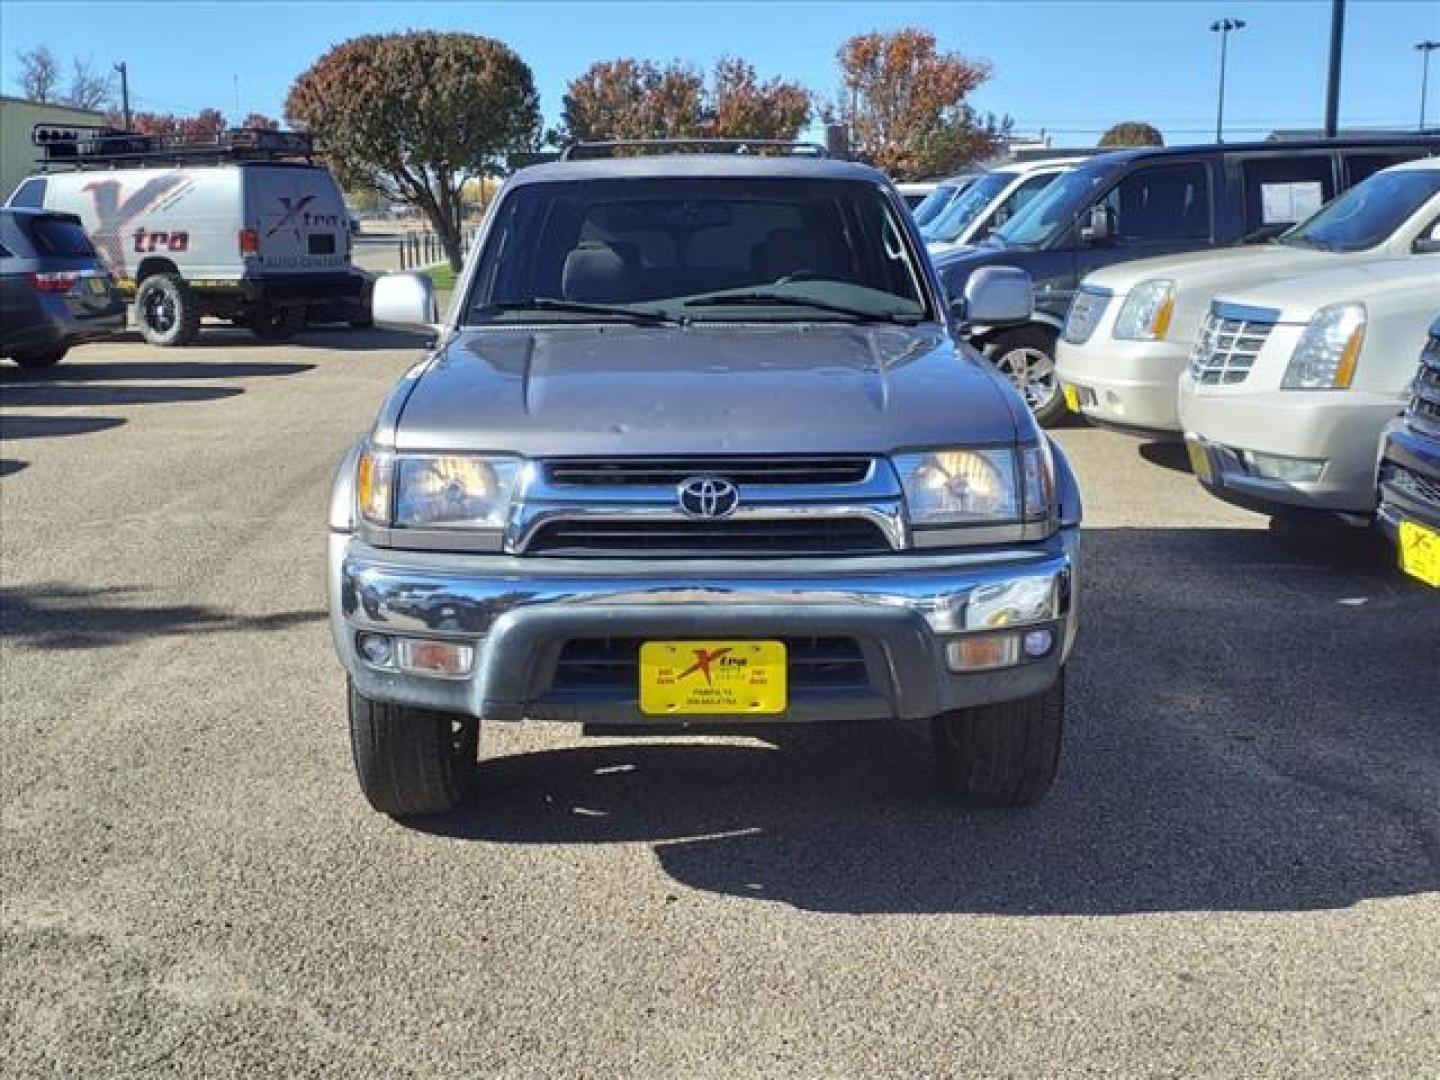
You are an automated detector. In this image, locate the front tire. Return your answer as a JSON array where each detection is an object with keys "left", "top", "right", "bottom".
[
  {"left": 932, "top": 670, "right": 1065, "bottom": 807},
  {"left": 987, "top": 326, "right": 1066, "bottom": 427},
  {"left": 10, "top": 344, "right": 67, "bottom": 369},
  {"left": 135, "top": 273, "right": 201, "bottom": 346},
  {"left": 347, "top": 680, "right": 478, "bottom": 817}
]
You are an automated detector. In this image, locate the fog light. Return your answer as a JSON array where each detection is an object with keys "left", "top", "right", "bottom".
[
  {"left": 356, "top": 632, "right": 393, "bottom": 667},
  {"left": 946, "top": 633, "right": 1021, "bottom": 672},
  {"left": 1023, "top": 628, "right": 1054, "bottom": 658},
  {"left": 1241, "top": 450, "right": 1325, "bottom": 483},
  {"left": 397, "top": 638, "right": 474, "bottom": 679}
]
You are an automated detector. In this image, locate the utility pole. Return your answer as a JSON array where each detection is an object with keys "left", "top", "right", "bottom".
[
  {"left": 113, "top": 61, "right": 131, "bottom": 130},
  {"left": 1418, "top": 41, "right": 1440, "bottom": 131},
  {"left": 1209, "top": 18, "right": 1246, "bottom": 143},
  {"left": 1324, "top": 0, "right": 1345, "bottom": 138}
]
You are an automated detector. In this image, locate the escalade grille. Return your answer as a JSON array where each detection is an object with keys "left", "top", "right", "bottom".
[
  {"left": 1385, "top": 464, "right": 1440, "bottom": 512},
  {"left": 1189, "top": 311, "right": 1275, "bottom": 386},
  {"left": 545, "top": 456, "right": 873, "bottom": 487},
  {"left": 551, "top": 636, "right": 868, "bottom": 693},
  {"left": 1408, "top": 334, "right": 1440, "bottom": 438},
  {"left": 526, "top": 518, "right": 892, "bottom": 557}
]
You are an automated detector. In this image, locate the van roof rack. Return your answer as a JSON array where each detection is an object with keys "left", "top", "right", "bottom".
[
  {"left": 31, "top": 124, "right": 316, "bottom": 168},
  {"left": 560, "top": 138, "right": 829, "bottom": 161}
]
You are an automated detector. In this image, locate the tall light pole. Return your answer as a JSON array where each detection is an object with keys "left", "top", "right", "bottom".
[
  {"left": 113, "top": 61, "right": 131, "bottom": 130},
  {"left": 1210, "top": 18, "right": 1246, "bottom": 143},
  {"left": 1324, "top": 0, "right": 1345, "bottom": 137},
  {"left": 1418, "top": 41, "right": 1440, "bottom": 131}
]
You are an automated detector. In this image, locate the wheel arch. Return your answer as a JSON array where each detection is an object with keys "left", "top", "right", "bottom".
[
  {"left": 135, "top": 256, "right": 180, "bottom": 283},
  {"left": 970, "top": 315, "right": 1063, "bottom": 353}
]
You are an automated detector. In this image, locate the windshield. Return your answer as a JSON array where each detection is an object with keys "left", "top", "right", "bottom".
[
  {"left": 993, "top": 167, "right": 1109, "bottom": 248},
  {"left": 1280, "top": 169, "right": 1440, "bottom": 253},
  {"left": 921, "top": 171, "right": 1012, "bottom": 243},
  {"left": 24, "top": 216, "right": 96, "bottom": 257},
  {"left": 911, "top": 182, "right": 956, "bottom": 226},
  {"left": 465, "top": 177, "right": 930, "bottom": 325}
]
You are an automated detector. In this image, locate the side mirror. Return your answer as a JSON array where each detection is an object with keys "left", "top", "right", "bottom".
[
  {"left": 1079, "top": 204, "right": 1112, "bottom": 245},
  {"left": 372, "top": 272, "right": 439, "bottom": 332},
  {"left": 954, "top": 265, "right": 1034, "bottom": 327}
]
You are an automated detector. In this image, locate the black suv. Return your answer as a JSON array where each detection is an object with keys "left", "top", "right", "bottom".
[{"left": 933, "top": 136, "right": 1440, "bottom": 423}]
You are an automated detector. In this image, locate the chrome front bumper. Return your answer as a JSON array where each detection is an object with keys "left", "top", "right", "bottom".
[{"left": 329, "top": 529, "right": 1079, "bottom": 724}]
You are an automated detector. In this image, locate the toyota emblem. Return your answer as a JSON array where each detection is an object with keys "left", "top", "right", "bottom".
[{"left": 677, "top": 476, "right": 740, "bottom": 519}]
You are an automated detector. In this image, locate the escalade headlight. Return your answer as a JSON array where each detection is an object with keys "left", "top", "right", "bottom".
[
  {"left": 358, "top": 450, "right": 522, "bottom": 528},
  {"left": 1112, "top": 279, "right": 1176, "bottom": 341},
  {"left": 895, "top": 446, "right": 1052, "bottom": 525},
  {"left": 1282, "top": 302, "right": 1366, "bottom": 390}
]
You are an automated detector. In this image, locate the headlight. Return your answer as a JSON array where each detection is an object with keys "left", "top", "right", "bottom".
[
  {"left": 357, "top": 450, "right": 522, "bottom": 528},
  {"left": 1282, "top": 302, "right": 1366, "bottom": 389},
  {"left": 895, "top": 446, "right": 1052, "bottom": 525},
  {"left": 1112, "top": 279, "right": 1176, "bottom": 341}
]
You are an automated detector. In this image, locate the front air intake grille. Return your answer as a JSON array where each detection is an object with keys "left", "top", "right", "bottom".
[
  {"left": 551, "top": 636, "right": 868, "bottom": 693},
  {"left": 1384, "top": 463, "right": 1440, "bottom": 513},
  {"left": 544, "top": 456, "right": 873, "bottom": 487},
  {"left": 1408, "top": 335, "right": 1440, "bottom": 437},
  {"left": 1189, "top": 311, "right": 1275, "bottom": 386},
  {"left": 525, "top": 517, "right": 893, "bottom": 557}
]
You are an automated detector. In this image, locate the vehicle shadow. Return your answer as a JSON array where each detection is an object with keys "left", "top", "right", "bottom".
[
  {"left": 0, "top": 459, "right": 28, "bottom": 477},
  {"left": 0, "top": 415, "right": 126, "bottom": 440},
  {"left": 1138, "top": 440, "right": 1194, "bottom": 474},
  {"left": 0, "top": 360, "right": 314, "bottom": 383},
  {"left": 96, "top": 326, "right": 430, "bottom": 352},
  {"left": 415, "top": 524, "right": 1440, "bottom": 916},
  {"left": 0, "top": 583, "right": 325, "bottom": 649}
]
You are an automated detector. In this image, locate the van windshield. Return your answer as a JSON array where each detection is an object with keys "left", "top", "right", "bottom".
[
  {"left": 993, "top": 168, "right": 1108, "bottom": 248},
  {"left": 921, "top": 171, "right": 1012, "bottom": 243},
  {"left": 465, "top": 177, "right": 931, "bottom": 326},
  {"left": 1279, "top": 169, "right": 1440, "bottom": 252},
  {"left": 911, "top": 180, "right": 962, "bottom": 227}
]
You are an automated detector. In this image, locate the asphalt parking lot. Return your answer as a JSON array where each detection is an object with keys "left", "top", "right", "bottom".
[{"left": 2, "top": 330, "right": 1437, "bottom": 1078}]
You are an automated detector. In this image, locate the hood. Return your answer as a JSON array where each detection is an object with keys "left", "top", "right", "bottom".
[
  {"left": 1085, "top": 244, "right": 1339, "bottom": 294},
  {"left": 1214, "top": 257, "right": 1440, "bottom": 324},
  {"left": 393, "top": 324, "right": 1020, "bottom": 455}
]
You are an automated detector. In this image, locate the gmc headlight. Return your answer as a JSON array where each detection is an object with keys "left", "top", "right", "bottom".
[
  {"left": 358, "top": 450, "right": 522, "bottom": 528},
  {"left": 1282, "top": 302, "right": 1366, "bottom": 390},
  {"left": 896, "top": 446, "right": 1052, "bottom": 525},
  {"left": 1112, "top": 279, "right": 1176, "bottom": 341}
]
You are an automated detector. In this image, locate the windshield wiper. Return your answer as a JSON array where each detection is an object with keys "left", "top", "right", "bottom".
[
  {"left": 480, "top": 298, "right": 679, "bottom": 323},
  {"left": 683, "top": 291, "right": 920, "bottom": 324}
]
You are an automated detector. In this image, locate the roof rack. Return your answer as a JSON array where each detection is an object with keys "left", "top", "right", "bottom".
[
  {"left": 560, "top": 138, "right": 829, "bottom": 161},
  {"left": 32, "top": 124, "right": 316, "bottom": 168}
]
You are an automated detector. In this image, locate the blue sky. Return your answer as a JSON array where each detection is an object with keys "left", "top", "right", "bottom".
[{"left": 3, "top": 1, "right": 1437, "bottom": 144}]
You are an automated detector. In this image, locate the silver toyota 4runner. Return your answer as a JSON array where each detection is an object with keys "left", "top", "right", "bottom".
[{"left": 328, "top": 144, "right": 1082, "bottom": 818}]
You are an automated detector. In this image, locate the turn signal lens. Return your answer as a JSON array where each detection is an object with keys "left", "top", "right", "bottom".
[
  {"left": 357, "top": 449, "right": 394, "bottom": 525},
  {"left": 1113, "top": 280, "right": 1176, "bottom": 341},
  {"left": 238, "top": 229, "right": 259, "bottom": 254},
  {"left": 1283, "top": 303, "right": 1366, "bottom": 389}
]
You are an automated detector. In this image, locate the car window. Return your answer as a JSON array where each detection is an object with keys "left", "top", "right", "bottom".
[
  {"left": 979, "top": 171, "right": 1061, "bottom": 240},
  {"left": 8, "top": 177, "right": 46, "bottom": 209},
  {"left": 467, "top": 177, "right": 929, "bottom": 325},
  {"left": 921, "top": 171, "right": 1012, "bottom": 242},
  {"left": 993, "top": 167, "right": 1108, "bottom": 248},
  {"left": 24, "top": 215, "right": 96, "bottom": 257},
  {"left": 910, "top": 181, "right": 957, "bottom": 227},
  {"left": 1280, "top": 168, "right": 1440, "bottom": 253},
  {"left": 1098, "top": 162, "right": 1210, "bottom": 243},
  {"left": 1240, "top": 155, "right": 1335, "bottom": 232}
]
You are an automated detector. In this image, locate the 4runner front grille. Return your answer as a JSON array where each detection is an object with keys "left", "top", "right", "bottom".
[
  {"left": 1408, "top": 334, "right": 1440, "bottom": 438},
  {"left": 525, "top": 517, "right": 893, "bottom": 557},
  {"left": 551, "top": 636, "right": 868, "bottom": 693},
  {"left": 1189, "top": 309, "right": 1276, "bottom": 386},
  {"left": 545, "top": 456, "right": 874, "bottom": 487}
]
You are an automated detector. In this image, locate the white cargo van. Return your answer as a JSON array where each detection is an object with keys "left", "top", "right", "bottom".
[{"left": 8, "top": 126, "right": 365, "bottom": 345}]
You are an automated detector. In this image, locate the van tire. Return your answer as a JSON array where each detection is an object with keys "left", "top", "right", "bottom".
[
  {"left": 931, "top": 670, "right": 1065, "bottom": 807},
  {"left": 10, "top": 345, "right": 68, "bottom": 369},
  {"left": 347, "top": 679, "right": 478, "bottom": 818},
  {"left": 987, "top": 326, "right": 1066, "bottom": 427},
  {"left": 247, "top": 304, "right": 305, "bottom": 341},
  {"left": 135, "top": 274, "right": 201, "bottom": 347}
]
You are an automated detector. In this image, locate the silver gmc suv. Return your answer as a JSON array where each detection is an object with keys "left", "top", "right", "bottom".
[{"left": 328, "top": 144, "right": 1082, "bottom": 818}]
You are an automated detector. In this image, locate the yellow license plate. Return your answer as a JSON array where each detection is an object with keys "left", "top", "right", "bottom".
[
  {"left": 1398, "top": 519, "right": 1440, "bottom": 588},
  {"left": 1063, "top": 384, "right": 1081, "bottom": 413},
  {"left": 639, "top": 640, "right": 787, "bottom": 716},
  {"left": 1187, "top": 439, "right": 1214, "bottom": 484}
]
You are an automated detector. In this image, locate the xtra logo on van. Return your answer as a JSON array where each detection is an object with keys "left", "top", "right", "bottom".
[
  {"left": 83, "top": 175, "right": 192, "bottom": 279},
  {"left": 265, "top": 195, "right": 343, "bottom": 240}
]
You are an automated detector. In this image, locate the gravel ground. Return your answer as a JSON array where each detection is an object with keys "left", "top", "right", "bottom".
[{"left": 2, "top": 329, "right": 1437, "bottom": 1078}]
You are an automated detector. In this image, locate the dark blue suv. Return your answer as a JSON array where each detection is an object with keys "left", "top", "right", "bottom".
[{"left": 1377, "top": 316, "right": 1440, "bottom": 588}]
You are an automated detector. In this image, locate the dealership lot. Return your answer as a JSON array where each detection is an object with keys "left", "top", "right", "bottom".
[{"left": 2, "top": 333, "right": 1437, "bottom": 1077}]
